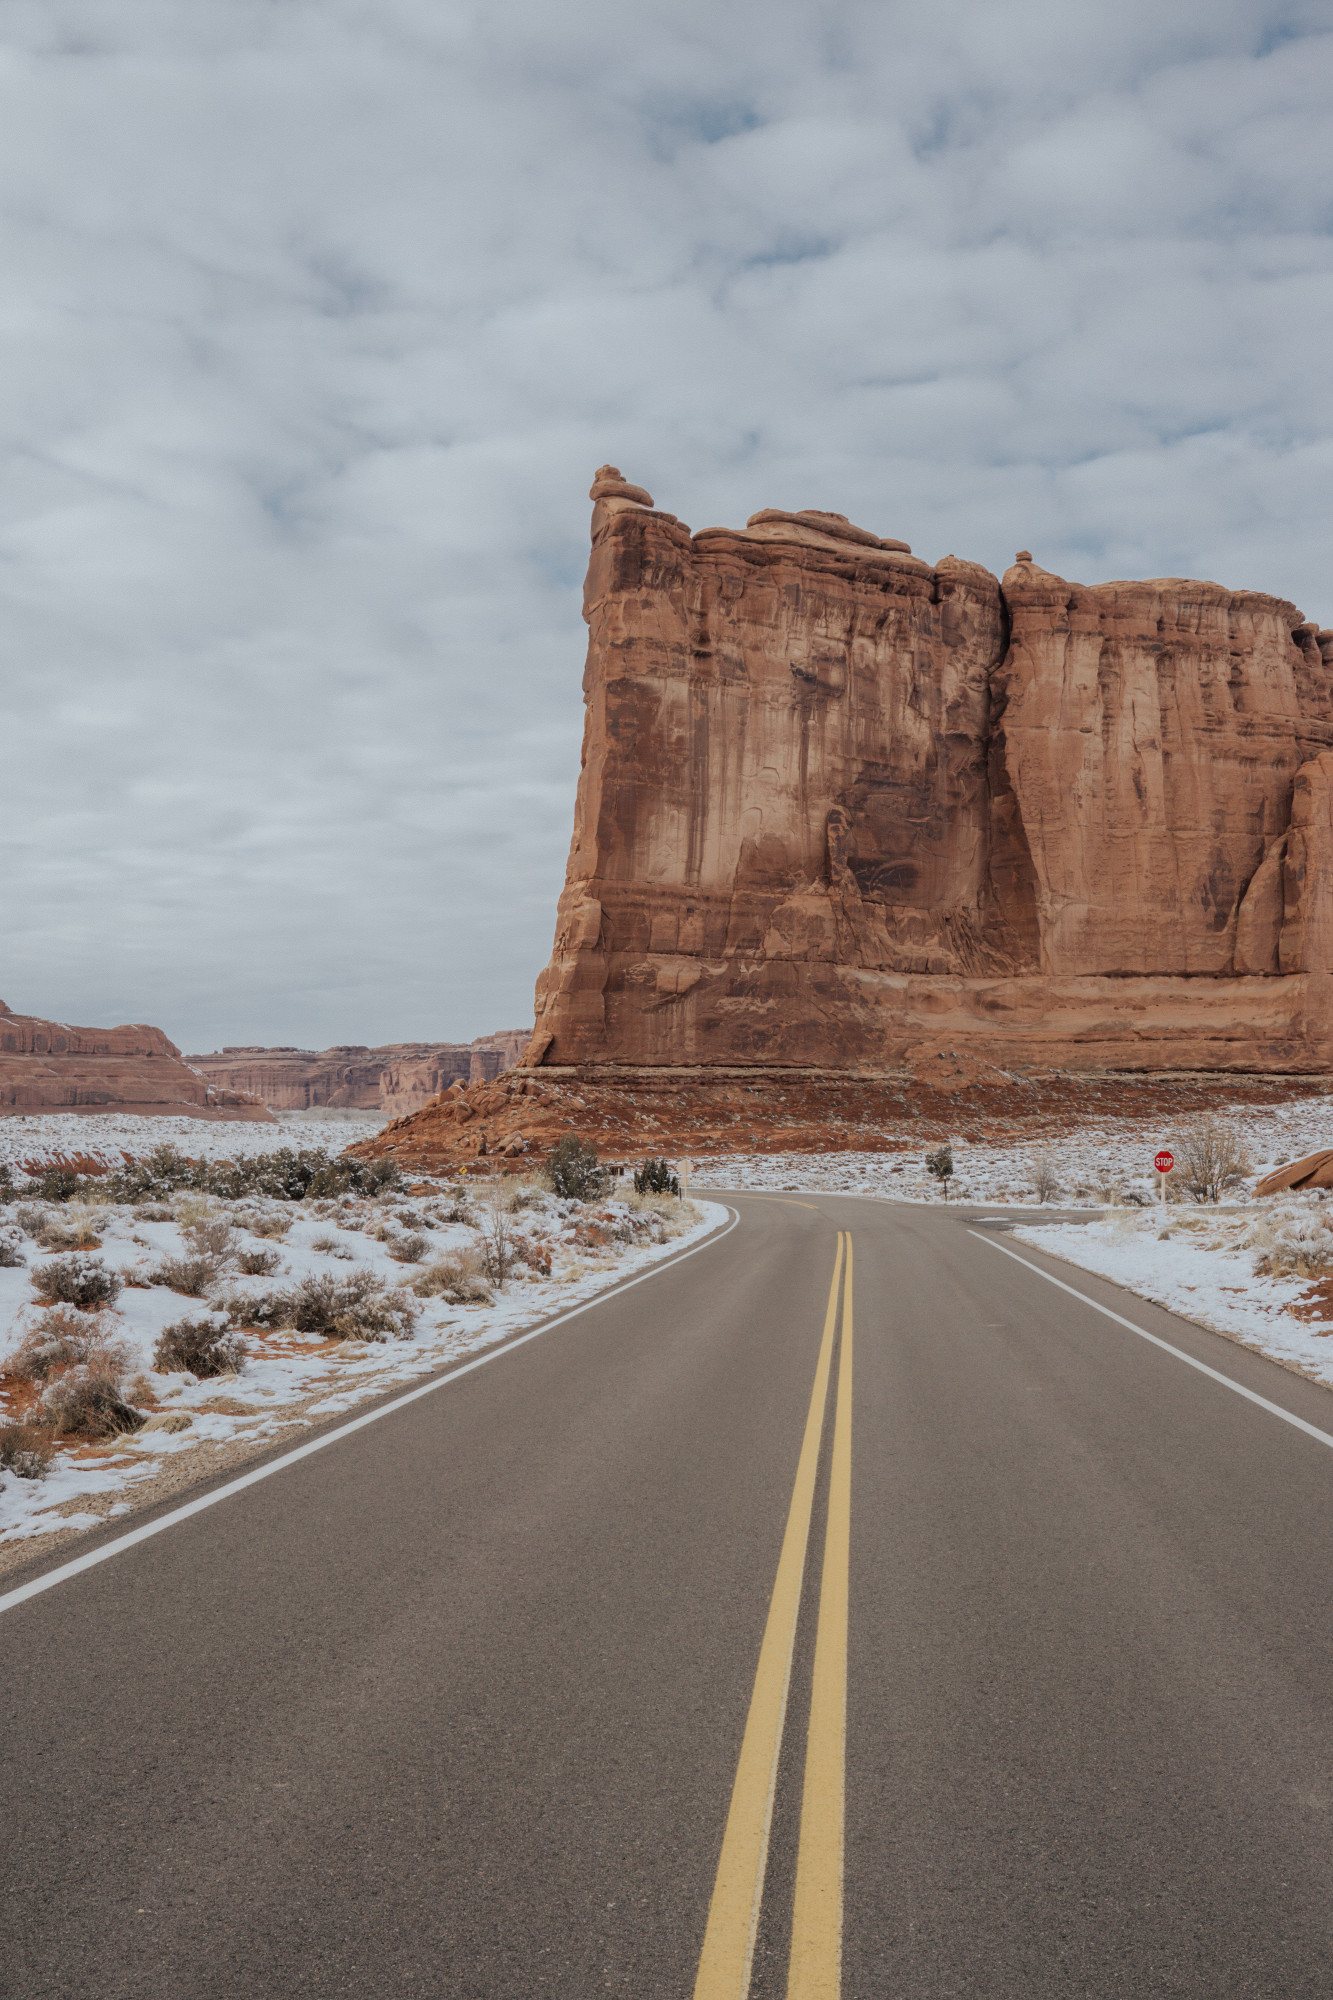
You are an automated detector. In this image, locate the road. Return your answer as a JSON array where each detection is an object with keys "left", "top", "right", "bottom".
[{"left": 3, "top": 1192, "right": 1333, "bottom": 1997}]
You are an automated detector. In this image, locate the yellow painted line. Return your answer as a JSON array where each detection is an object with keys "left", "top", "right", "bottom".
[
  {"left": 787, "top": 1235, "right": 853, "bottom": 1999},
  {"left": 693, "top": 1235, "right": 847, "bottom": 2000}
]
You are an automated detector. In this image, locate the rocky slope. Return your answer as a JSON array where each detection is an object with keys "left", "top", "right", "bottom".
[
  {"left": 0, "top": 1001, "right": 270, "bottom": 1120},
  {"left": 188, "top": 1030, "right": 529, "bottom": 1115},
  {"left": 525, "top": 469, "right": 1333, "bottom": 1075}
]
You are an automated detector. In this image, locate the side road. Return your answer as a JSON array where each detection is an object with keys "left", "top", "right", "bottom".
[{"left": 3, "top": 1193, "right": 1333, "bottom": 1997}]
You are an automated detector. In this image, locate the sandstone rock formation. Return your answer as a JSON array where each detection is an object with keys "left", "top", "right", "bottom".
[
  {"left": 0, "top": 1001, "right": 271, "bottom": 1120},
  {"left": 526, "top": 469, "right": 1333, "bottom": 1074},
  {"left": 188, "top": 1031, "right": 530, "bottom": 1115}
]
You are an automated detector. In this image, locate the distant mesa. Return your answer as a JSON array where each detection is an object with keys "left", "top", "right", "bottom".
[
  {"left": 187, "top": 1031, "right": 531, "bottom": 1116},
  {"left": 0, "top": 998, "right": 271, "bottom": 1122}
]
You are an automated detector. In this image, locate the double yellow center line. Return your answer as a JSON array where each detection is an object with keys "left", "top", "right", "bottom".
[{"left": 694, "top": 1233, "right": 854, "bottom": 2000}]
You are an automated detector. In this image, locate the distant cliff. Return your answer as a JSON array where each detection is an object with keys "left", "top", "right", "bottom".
[
  {"left": 0, "top": 1000, "right": 271, "bottom": 1119},
  {"left": 187, "top": 1030, "right": 530, "bottom": 1115},
  {"left": 524, "top": 468, "right": 1333, "bottom": 1073}
]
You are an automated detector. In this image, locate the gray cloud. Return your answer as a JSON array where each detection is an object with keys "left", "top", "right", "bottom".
[{"left": 2, "top": 1, "right": 1330, "bottom": 1048}]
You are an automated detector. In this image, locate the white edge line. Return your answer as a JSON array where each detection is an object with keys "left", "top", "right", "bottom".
[
  {"left": 0, "top": 1205, "right": 740, "bottom": 1618},
  {"left": 970, "top": 1229, "right": 1333, "bottom": 1453}
]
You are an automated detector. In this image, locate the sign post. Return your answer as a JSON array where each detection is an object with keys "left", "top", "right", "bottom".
[{"left": 1154, "top": 1149, "right": 1174, "bottom": 1206}]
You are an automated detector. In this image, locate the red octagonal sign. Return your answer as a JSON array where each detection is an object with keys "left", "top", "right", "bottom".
[{"left": 1154, "top": 1150, "right": 1175, "bottom": 1174}]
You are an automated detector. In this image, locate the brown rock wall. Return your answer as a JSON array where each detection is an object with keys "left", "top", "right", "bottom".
[
  {"left": 188, "top": 1031, "right": 530, "bottom": 1114},
  {"left": 524, "top": 470, "right": 1333, "bottom": 1076}
]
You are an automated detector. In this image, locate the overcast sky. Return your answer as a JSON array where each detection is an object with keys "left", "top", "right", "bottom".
[{"left": 2, "top": 2, "right": 1330, "bottom": 1053}]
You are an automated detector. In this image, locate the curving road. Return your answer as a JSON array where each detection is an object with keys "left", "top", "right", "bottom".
[{"left": 3, "top": 1192, "right": 1333, "bottom": 1997}]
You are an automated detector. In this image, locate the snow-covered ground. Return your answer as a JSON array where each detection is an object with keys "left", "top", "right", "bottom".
[
  {"left": 0, "top": 1110, "right": 388, "bottom": 1172},
  {"left": 695, "top": 1094, "right": 1333, "bottom": 1209},
  {"left": 0, "top": 1120, "right": 720, "bottom": 1559}
]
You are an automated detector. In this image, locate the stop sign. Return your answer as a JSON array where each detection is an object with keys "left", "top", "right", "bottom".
[{"left": 1154, "top": 1150, "right": 1174, "bottom": 1174}]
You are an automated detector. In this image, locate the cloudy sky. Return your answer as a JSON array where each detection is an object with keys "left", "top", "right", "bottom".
[{"left": 3, "top": 2, "right": 1331, "bottom": 1053}]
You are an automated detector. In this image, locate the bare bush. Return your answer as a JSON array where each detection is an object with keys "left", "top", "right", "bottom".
[
  {"left": 237, "top": 1246, "right": 282, "bottom": 1276},
  {"left": 1031, "top": 1155, "right": 1060, "bottom": 1204},
  {"left": 132, "top": 1203, "right": 174, "bottom": 1222},
  {"left": 31, "top": 1255, "right": 122, "bottom": 1311},
  {"left": 1172, "top": 1118, "right": 1253, "bottom": 1204},
  {"left": 411, "top": 1252, "right": 493, "bottom": 1305},
  {"left": 476, "top": 1184, "right": 515, "bottom": 1285},
  {"left": 153, "top": 1317, "right": 247, "bottom": 1378},
  {"left": 0, "top": 1421, "right": 55, "bottom": 1481}
]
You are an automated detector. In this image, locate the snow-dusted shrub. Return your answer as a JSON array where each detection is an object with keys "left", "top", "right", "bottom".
[
  {"left": 215, "top": 1286, "right": 291, "bottom": 1330},
  {"left": 1171, "top": 1117, "right": 1253, "bottom": 1204},
  {"left": 7, "top": 1309, "right": 125, "bottom": 1382},
  {"left": 31, "top": 1254, "right": 122, "bottom": 1311},
  {"left": 237, "top": 1246, "right": 282, "bottom": 1276},
  {"left": 182, "top": 1217, "right": 238, "bottom": 1265},
  {"left": 0, "top": 1421, "right": 54, "bottom": 1481},
  {"left": 149, "top": 1254, "right": 219, "bottom": 1297},
  {"left": 289, "top": 1270, "right": 417, "bottom": 1342},
  {"left": 0, "top": 1238, "right": 25, "bottom": 1267},
  {"left": 238, "top": 1209, "right": 293, "bottom": 1239},
  {"left": 132, "top": 1203, "right": 174, "bottom": 1223},
  {"left": 387, "top": 1233, "right": 428, "bottom": 1264},
  {"left": 411, "top": 1252, "right": 492, "bottom": 1305},
  {"left": 153, "top": 1317, "right": 247, "bottom": 1378},
  {"left": 42, "top": 1355, "right": 145, "bottom": 1438},
  {"left": 15, "top": 1205, "right": 49, "bottom": 1239}
]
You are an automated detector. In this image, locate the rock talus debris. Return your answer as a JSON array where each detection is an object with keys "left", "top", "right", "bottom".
[{"left": 522, "top": 472, "right": 1333, "bottom": 1075}]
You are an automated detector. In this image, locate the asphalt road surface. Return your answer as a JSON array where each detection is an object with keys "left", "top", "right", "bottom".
[{"left": 4, "top": 1192, "right": 1333, "bottom": 1998}]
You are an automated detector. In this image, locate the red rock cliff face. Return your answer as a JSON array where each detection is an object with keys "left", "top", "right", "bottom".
[
  {"left": 187, "top": 1032, "right": 531, "bottom": 1114},
  {"left": 527, "top": 471, "right": 1333, "bottom": 1073},
  {"left": 0, "top": 1001, "right": 271, "bottom": 1119}
]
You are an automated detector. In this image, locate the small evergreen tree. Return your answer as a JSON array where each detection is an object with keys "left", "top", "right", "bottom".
[
  {"left": 546, "top": 1133, "right": 608, "bottom": 1202},
  {"left": 633, "top": 1157, "right": 680, "bottom": 1197},
  {"left": 925, "top": 1142, "right": 954, "bottom": 1200}
]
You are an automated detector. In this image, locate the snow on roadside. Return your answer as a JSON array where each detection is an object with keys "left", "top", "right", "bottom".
[
  {"left": 695, "top": 1093, "right": 1333, "bottom": 1209},
  {"left": 1008, "top": 1199, "right": 1333, "bottom": 1391},
  {"left": 0, "top": 1144, "right": 723, "bottom": 1555}
]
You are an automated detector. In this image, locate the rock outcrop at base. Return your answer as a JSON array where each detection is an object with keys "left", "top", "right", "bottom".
[
  {"left": 525, "top": 470, "right": 1333, "bottom": 1074},
  {"left": 0, "top": 1001, "right": 271, "bottom": 1120},
  {"left": 187, "top": 1030, "right": 530, "bottom": 1115}
]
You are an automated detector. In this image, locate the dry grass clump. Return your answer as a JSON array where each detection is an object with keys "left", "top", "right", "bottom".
[
  {"left": 38, "top": 1210, "right": 104, "bottom": 1251},
  {"left": 411, "top": 1251, "right": 492, "bottom": 1305},
  {"left": 31, "top": 1254, "right": 123, "bottom": 1311},
  {"left": 1246, "top": 1200, "right": 1333, "bottom": 1279},
  {"left": 0, "top": 1421, "right": 55, "bottom": 1481},
  {"left": 153, "top": 1317, "right": 247, "bottom": 1378},
  {"left": 1171, "top": 1117, "right": 1253, "bottom": 1204}
]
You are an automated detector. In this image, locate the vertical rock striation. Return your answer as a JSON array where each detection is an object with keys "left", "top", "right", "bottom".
[{"left": 527, "top": 471, "right": 1333, "bottom": 1073}]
